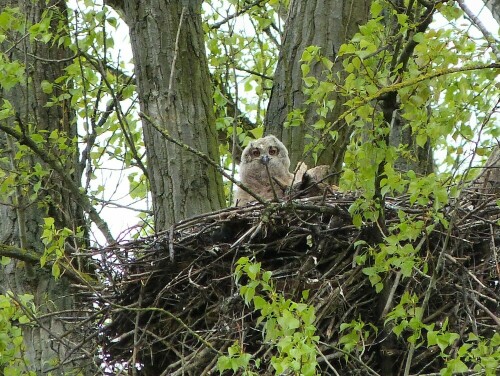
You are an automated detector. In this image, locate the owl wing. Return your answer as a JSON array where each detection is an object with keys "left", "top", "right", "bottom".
[{"left": 293, "top": 162, "right": 308, "bottom": 182}]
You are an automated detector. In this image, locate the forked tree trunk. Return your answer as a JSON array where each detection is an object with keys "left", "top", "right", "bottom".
[
  {"left": 0, "top": 1, "right": 90, "bottom": 374},
  {"left": 105, "top": 0, "right": 226, "bottom": 231},
  {"left": 265, "top": 0, "right": 371, "bottom": 172}
]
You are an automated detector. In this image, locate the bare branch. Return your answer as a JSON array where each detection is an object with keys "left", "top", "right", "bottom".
[{"left": 457, "top": 0, "right": 500, "bottom": 61}]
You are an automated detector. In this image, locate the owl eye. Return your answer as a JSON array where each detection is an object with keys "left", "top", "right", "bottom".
[
  {"left": 251, "top": 148, "right": 261, "bottom": 158},
  {"left": 268, "top": 147, "right": 278, "bottom": 156}
]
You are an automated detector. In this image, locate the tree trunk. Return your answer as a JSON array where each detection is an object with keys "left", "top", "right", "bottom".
[
  {"left": 0, "top": 1, "right": 90, "bottom": 374},
  {"left": 485, "top": 0, "right": 500, "bottom": 22},
  {"left": 471, "top": 0, "right": 500, "bottom": 196},
  {"left": 265, "top": 0, "right": 371, "bottom": 172},
  {"left": 468, "top": 145, "right": 500, "bottom": 198},
  {"left": 106, "top": 0, "right": 225, "bottom": 231},
  {"left": 483, "top": 0, "right": 500, "bottom": 186}
]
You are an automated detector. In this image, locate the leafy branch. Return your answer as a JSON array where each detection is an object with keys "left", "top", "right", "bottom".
[
  {"left": 0, "top": 120, "right": 116, "bottom": 245},
  {"left": 218, "top": 257, "right": 320, "bottom": 375},
  {"left": 332, "top": 61, "right": 500, "bottom": 139}
]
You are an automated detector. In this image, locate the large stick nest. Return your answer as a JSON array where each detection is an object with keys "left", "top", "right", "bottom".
[{"left": 96, "top": 191, "right": 499, "bottom": 375}]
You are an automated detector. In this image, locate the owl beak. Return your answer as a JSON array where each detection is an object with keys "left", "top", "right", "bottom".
[
  {"left": 260, "top": 155, "right": 270, "bottom": 165},
  {"left": 260, "top": 155, "right": 271, "bottom": 166}
]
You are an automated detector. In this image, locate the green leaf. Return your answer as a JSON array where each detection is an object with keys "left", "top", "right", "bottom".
[
  {"left": 247, "top": 262, "right": 260, "bottom": 280},
  {"left": 217, "top": 355, "right": 232, "bottom": 372},
  {"left": 302, "top": 290, "right": 310, "bottom": 301},
  {"left": 277, "top": 311, "right": 300, "bottom": 331},
  {"left": 352, "top": 214, "right": 362, "bottom": 228},
  {"left": 338, "top": 43, "right": 356, "bottom": 55},
  {"left": 52, "top": 263, "right": 61, "bottom": 279},
  {"left": 447, "top": 358, "right": 469, "bottom": 373},
  {"left": 18, "top": 315, "right": 30, "bottom": 324},
  {"left": 370, "top": 1, "right": 383, "bottom": 17},
  {"left": 253, "top": 296, "right": 266, "bottom": 310},
  {"left": 43, "top": 217, "right": 55, "bottom": 227},
  {"left": 427, "top": 330, "right": 438, "bottom": 346},
  {"left": 41, "top": 80, "right": 53, "bottom": 94},
  {"left": 262, "top": 271, "right": 272, "bottom": 283},
  {"left": 301, "top": 63, "right": 310, "bottom": 77},
  {"left": 413, "top": 32, "right": 425, "bottom": 43}
]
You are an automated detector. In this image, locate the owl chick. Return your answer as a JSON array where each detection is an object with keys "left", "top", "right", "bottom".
[{"left": 235, "top": 135, "right": 303, "bottom": 206}]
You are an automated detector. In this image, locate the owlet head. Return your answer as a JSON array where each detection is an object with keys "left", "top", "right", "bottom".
[{"left": 241, "top": 135, "right": 290, "bottom": 171}]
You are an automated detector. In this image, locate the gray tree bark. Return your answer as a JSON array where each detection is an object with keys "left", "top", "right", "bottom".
[
  {"left": 106, "top": 0, "right": 225, "bottom": 231},
  {"left": 476, "top": 0, "right": 500, "bottom": 194},
  {"left": 485, "top": 0, "right": 500, "bottom": 22},
  {"left": 471, "top": 146, "right": 500, "bottom": 196},
  {"left": 265, "top": 0, "right": 371, "bottom": 172},
  {"left": 0, "top": 1, "right": 91, "bottom": 374}
]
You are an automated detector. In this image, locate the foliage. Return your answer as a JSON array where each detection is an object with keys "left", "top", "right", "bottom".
[
  {"left": 0, "top": 0, "right": 499, "bottom": 374},
  {"left": 217, "top": 257, "right": 320, "bottom": 375},
  {"left": 296, "top": 1, "right": 499, "bottom": 374},
  {"left": 299, "top": 0, "right": 499, "bottom": 196},
  {"left": 203, "top": 0, "right": 283, "bottom": 200},
  {"left": 40, "top": 217, "right": 84, "bottom": 279},
  {"left": 0, "top": 292, "right": 35, "bottom": 376},
  {"left": 447, "top": 333, "right": 500, "bottom": 376},
  {"left": 384, "top": 295, "right": 500, "bottom": 376},
  {"left": 338, "top": 317, "right": 378, "bottom": 357},
  {"left": 0, "top": 3, "right": 149, "bottom": 240}
]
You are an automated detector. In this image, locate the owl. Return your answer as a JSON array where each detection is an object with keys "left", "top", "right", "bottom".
[{"left": 235, "top": 135, "right": 306, "bottom": 206}]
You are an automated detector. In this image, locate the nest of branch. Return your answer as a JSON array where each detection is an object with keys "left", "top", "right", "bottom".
[{"left": 96, "top": 191, "right": 499, "bottom": 375}]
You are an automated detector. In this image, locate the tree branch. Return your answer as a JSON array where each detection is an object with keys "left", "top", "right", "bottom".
[
  {"left": 457, "top": 0, "right": 500, "bottom": 61},
  {"left": 328, "top": 62, "right": 500, "bottom": 139},
  {"left": 0, "top": 243, "right": 93, "bottom": 284},
  {"left": 0, "top": 243, "right": 39, "bottom": 263},
  {"left": 209, "top": 0, "right": 268, "bottom": 30},
  {"left": 0, "top": 124, "right": 116, "bottom": 245}
]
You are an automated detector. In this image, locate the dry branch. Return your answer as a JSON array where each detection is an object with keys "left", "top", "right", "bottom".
[{"left": 85, "top": 190, "right": 500, "bottom": 375}]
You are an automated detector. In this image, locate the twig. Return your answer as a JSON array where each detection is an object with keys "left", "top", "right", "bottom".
[
  {"left": 168, "top": 224, "right": 176, "bottom": 261},
  {"left": 456, "top": 0, "right": 500, "bottom": 61},
  {"left": 316, "top": 345, "right": 341, "bottom": 376},
  {"left": 491, "top": 224, "right": 500, "bottom": 283},
  {"left": 131, "top": 285, "right": 144, "bottom": 376},
  {"left": 471, "top": 297, "right": 500, "bottom": 327},
  {"left": 210, "top": 0, "right": 266, "bottom": 30},
  {"left": 403, "top": 215, "right": 456, "bottom": 376},
  {"left": 110, "top": 304, "right": 222, "bottom": 355},
  {"left": 0, "top": 123, "right": 116, "bottom": 245},
  {"left": 380, "top": 270, "right": 401, "bottom": 319},
  {"left": 265, "top": 163, "right": 280, "bottom": 201},
  {"left": 231, "top": 223, "right": 262, "bottom": 248},
  {"left": 4, "top": 289, "right": 94, "bottom": 365},
  {"left": 444, "top": 253, "right": 488, "bottom": 290},
  {"left": 82, "top": 52, "right": 148, "bottom": 179},
  {"left": 168, "top": 7, "right": 187, "bottom": 107}
]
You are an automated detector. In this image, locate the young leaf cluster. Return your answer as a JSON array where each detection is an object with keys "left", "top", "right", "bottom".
[
  {"left": 218, "top": 257, "right": 320, "bottom": 375},
  {"left": 0, "top": 293, "right": 35, "bottom": 376}
]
